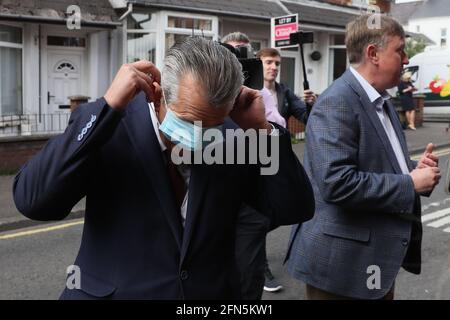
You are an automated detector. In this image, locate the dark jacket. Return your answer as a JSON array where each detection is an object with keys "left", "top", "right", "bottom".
[
  {"left": 13, "top": 92, "right": 315, "bottom": 300},
  {"left": 276, "top": 82, "right": 312, "bottom": 125}
]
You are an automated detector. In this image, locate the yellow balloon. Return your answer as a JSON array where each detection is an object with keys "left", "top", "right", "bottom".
[{"left": 441, "top": 80, "right": 450, "bottom": 97}]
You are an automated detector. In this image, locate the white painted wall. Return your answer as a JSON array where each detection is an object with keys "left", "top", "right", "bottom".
[
  {"left": 407, "top": 17, "right": 450, "bottom": 49},
  {"left": 305, "top": 31, "right": 332, "bottom": 95},
  {"left": 89, "top": 31, "right": 110, "bottom": 100}
]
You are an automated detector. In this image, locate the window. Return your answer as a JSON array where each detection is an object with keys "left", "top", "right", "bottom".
[
  {"left": 329, "top": 49, "right": 347, "bottom": 82},
  {"left": 55, "top": 61, "right": 76, "bottom": 72},
  {"left": 0, "top": 24, "right": 23, "bottom": 116},
  {"left": 328, "top": 34, "right": 347, "bottom": 85},
  {"left": 126, "top": 11, "right": 218, "bottom": 68},
  {"left": 128, "top": 13, "right": 158, "bottom": 30},
  {"left": 165, "top": 34, "right": 213, "bottom": 53},
  {"left": 0, "top": 24, "right": 22, "bottom": 43},
  {"left": 168, "top": 16, "right": 212, "bottom": 31},
  {"left": 128, "top": 33, "right": 157, "bottom": 63},
  {"left": 127, "top": 12, "right": 158, "bottom": 63},
  {"left": 330, "top": 34, "right": 345, "bottom": 46},
  {"left": 249, "top": 40, "right": 268, "bottom": 55},
  {"left": 47, "top": 36, "right": 86, "bottom": 47},
  {"left": 164, "top": 13, "right": 217, "bottom": 55},
  {"left": 416, "top": 25, "right": 420, "bottom": 33}
]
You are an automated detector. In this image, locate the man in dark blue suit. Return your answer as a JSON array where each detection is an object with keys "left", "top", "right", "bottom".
[
  {"left": 13, "top": 37, "right": 314, "bottom": 299},
  {"left": 286, "top": 15, "right": 440, "bottom": 300}
]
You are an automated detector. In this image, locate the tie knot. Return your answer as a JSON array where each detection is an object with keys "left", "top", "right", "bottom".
[{"left": 376, "top": 99, "right": 389, "bottom": 113}]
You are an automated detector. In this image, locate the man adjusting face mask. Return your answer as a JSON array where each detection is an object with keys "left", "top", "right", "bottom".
[{"left": 157, "top": 89, "right": 224, "bottom": 152}]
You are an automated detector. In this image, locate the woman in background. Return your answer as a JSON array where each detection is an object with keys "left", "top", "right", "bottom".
[{"left": 398, "top": 72, "right": 418, "bottom": 130}]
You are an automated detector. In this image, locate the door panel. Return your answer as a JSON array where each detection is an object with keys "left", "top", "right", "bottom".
[{"left": 47, "top": 52, "right": 82, "bottom": 113}]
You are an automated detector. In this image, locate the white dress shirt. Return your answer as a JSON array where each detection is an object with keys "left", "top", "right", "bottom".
[
  {"left": 350, "top": 67, "right": 410, "bottom": 175},
  {"left": 261, "top": 87, "right": 287, "bottom": 128},
  {"left": 148, "top": 103, "right": 189, "bottom": 227}
]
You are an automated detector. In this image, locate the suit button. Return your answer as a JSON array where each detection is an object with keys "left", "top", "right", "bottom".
[
  {"left": 402, "top": 239, "right": 409, "bottom": 247},
  {"left": 180, "top": 270, "right": 189, "bottom": 280}
]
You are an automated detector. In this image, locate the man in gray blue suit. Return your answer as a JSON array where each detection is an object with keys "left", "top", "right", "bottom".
[{"left": 286, "top": 15, "right": 441, "bottom": 300}]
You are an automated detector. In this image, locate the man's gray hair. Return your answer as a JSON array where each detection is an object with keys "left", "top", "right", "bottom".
[
  {"left": 221, "top": 32, "right": 250, "bottom": 45},
  {"left": 162, "top": 37, "right": 244, "bottom": 109}
]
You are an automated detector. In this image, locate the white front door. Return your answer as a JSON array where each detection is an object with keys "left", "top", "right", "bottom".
[{"left": 47, "top": 50, "right": 83, "bottom": 114}]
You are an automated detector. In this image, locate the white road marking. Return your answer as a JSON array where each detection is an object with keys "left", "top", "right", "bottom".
[
  {"left": 427, "top": 215, "right": 450, "bottom": 228},
  {"left": 422, "top": 208, "right": 450, "bottom": 222}
]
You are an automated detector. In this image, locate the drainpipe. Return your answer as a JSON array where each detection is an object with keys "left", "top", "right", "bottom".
[{"left": 119, "top": 2, "right": 133, "bottom": 21}]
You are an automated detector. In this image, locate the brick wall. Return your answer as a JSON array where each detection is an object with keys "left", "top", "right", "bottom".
[{"left": 0, "top": 136, "right": 52, "bottom": 174}]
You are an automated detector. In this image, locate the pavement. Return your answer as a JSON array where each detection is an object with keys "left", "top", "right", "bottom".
[{"left": 1, "top": 122, "right": 450, "bottom": 233}]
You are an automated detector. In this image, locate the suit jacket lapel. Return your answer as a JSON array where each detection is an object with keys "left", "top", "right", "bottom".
[
  {"left": 342, "top": 70, "right": 403, "bottom": 174},
  {"left": 122, "top": 94, "right": 183, "bottom": 249},
  {"left": 276, "top": 83, "right": 286, "bottom": 115},
  {"left": 180, "top": 163, "right": 210, "bottom": 264}
]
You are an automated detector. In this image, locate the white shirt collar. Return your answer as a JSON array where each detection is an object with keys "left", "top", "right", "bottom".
[
  {"left": 349, "top": 67, "right": 391, "bottom": 107},
  {"left": 148, "top": 102, "right": 167, "bottom": 152}
]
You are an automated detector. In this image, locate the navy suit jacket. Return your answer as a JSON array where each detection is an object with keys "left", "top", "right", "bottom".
[
  {"left": 276, "top": 82, "right": 312, "bottom": 125},
  {"left": 13, "top": 92, "right": 314, "bottom": 300},
  {"left": 285, "top": 70, "right": 422, "bottom": 299}
]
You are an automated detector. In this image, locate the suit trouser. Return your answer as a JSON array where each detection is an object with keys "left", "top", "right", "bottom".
[
  {"left": 306, "top": 284, "right": 395, "bottom": 300},
  {"left": 235, "top": 205, "right": 270, "bottom": 300}
]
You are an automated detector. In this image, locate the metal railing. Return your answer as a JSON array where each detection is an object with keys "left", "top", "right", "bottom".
[{"left": 0, "top": 113, "right": 71, "bottom": 138}]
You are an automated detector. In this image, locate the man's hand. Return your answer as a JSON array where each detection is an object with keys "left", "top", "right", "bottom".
[
  {"left": 409, "top": 167, "right": 441, "bottom": 194},
  {"left": 417, "top": 143, "right": 439, "bottom": 169},
  {"left": 303, "top": 90, "right": 317, "bottom": 105},
  {"left": 230, "top": 86, "right": 272, "bottom": 132},
  {"left": 104, "top": 60, "right": 161, "bottom": 111}
]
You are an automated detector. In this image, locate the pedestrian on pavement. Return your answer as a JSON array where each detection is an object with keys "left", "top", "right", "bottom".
[
  {"left": 222, "top": 31, "right": 275, "bottom": 300},
  {"left": 398, "top": 71, "right": 418, "bottom": 130},
  {"left": 256, "top": 47, "right": 318, "bottom": 293},
  {"left": 13, "top": 37, "right": 315, "bottom": 300},
  {"left": 222, "top": 32, "right": 318, "bottom": 298},
  {"left": 286, "top": 14, "right": 441, "bottom": 300}
]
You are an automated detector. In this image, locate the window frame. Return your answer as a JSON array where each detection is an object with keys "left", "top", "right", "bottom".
[
  {"left": 161, "top": 11, "right": 218, "bottom": 60},
  {"left": 125, "top": 10, "right": 159, "bottom": 66},
  {"left": 0, "top": 22, "right": 24, "bottom": 116},
  {"left": 328, "top": 34, "right": 348, "bottom": 86}
]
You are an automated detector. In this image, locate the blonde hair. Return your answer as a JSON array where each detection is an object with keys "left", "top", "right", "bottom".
[
  {"left": 345, "top": 14, "right": 405, "bottom": 65},
  {"left": 401, "top": 72, "right": 412, "bottom": 81}
]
